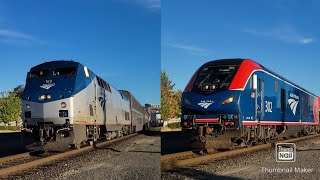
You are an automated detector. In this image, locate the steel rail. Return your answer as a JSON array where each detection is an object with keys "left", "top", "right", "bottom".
[
  {"left": 0, "top": 152, "right": 32, "bottom": 165},
  {"left": 0, "top": 133, "right": 138, "bottom": 177},
  {"left": 161, "top": 134, "right": 320, "bottom": 171}
]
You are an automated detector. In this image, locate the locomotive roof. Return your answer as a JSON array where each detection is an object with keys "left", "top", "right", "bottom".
[
  {"left": 203, "top": 58, "right": 317, "bottom": 97},
  {"left": 30, "top": 60, "right": 81, "bottom": 71}
]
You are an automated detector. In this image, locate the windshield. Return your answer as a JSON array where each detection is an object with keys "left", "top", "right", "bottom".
[
  {"left": 27, "top": 67, "right": 77, "bottom": 80},
  {"left": 192, "top": 65, "right": 239, "bottom": 94},
  {"left": 53, "top": 67, "right": 76, "bottom": 76}
]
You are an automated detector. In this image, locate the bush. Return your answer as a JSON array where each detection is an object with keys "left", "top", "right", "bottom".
[
  {"left": 0, "top": 126, "right": 20, "bottom": 131},
  {"left": 167, "top": 122, "right": 181, "bottom": 129}
]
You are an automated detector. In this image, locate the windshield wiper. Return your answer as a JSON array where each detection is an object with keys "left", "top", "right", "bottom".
[{"left": 198, "top": 70, "right": 213, "bottom": 88}]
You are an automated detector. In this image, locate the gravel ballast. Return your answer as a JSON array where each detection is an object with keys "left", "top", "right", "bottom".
[
  {"left": 162, "top": 137, "right": 320, "bottom": 180},
  {"left": 7, "top": 133, "right": 160, "bottom": 180}
]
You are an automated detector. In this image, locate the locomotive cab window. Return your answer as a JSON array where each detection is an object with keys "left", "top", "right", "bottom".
[
  {"left": 192, "top": 65, "right": 239, "bottom": 94},
  {"left": 53, "top": 67, "right": 76, "bottom": 76},
  {"left": 28, "top": 69, "right": 49, "bottom": 80}
]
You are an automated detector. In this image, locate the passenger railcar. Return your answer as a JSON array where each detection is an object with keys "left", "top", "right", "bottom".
[
  {"left": 22, "top": 60, "right": 141, "bottom": 150},
  {"left": 120, "top": 90, "right": 150, "bottom": 131},
  {"left": 181, "top": 59, "right": 319, "bottom": 146}
]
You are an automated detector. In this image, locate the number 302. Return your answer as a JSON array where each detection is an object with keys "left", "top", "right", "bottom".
[{"left": 265, "top": 101, "right": 272, "bottom": 112}]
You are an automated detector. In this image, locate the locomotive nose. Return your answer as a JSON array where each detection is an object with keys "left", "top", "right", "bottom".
[
  {"left": 182, "top": 91, "right": 240, "bottom": 114},
  {"left": 22, "top": 98, "right": 73, "bottom": 128}
]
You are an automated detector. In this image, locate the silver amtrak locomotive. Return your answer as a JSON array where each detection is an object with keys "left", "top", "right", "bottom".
[{"left": 22, "top": 60, "right": 149, "bottom": 150}]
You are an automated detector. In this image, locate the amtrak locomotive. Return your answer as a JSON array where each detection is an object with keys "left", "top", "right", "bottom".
[
  {"left": 22, "top": 60, "right": 149, "bottom": 150},
  {"left": 181, "top": 59, "right": 319, "bottom": 146}
]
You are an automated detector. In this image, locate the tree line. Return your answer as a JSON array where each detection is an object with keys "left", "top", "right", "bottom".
[
  {"left": 161, "top": 71, "right": 182, "bottom": 121},
  {"left": 0, "top": 85, "right": 24, "bottom": 125}
]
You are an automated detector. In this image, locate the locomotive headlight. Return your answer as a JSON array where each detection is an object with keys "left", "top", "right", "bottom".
[
  {"left": 61, "top": 102, "right": 67, "bottom": 108},
  {"left": 46, "top": 94, "right": 52, "bottom": 99},
  {"left": 40, "top": 94, "right": 46, "bottom": 100},
  {"left": 221, "top": 95, "right": 234, "bottom": 105},
  {"left": 25, "top": 104, "right": 30, "bottom": 110}
]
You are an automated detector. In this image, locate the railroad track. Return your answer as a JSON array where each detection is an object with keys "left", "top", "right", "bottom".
[
  {"left": 0, "top": 133, "right": 138, "bottom": 178},
  {"left": 161, "top": 134, "right": 320, "bottom": 171}
]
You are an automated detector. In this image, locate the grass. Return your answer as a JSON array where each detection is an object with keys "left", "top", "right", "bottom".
[
  {"left": 167, "top": 122, "right": 181, "bottom": 129},
  {"left": 0, "top": 126, "right": 20, "bottom": 131}
]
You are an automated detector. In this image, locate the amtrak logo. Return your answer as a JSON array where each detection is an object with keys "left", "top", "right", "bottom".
[
  {"left": 98, "top": 97, "right": 106, "bottom": 110},
  {"left": 288, "top": 98, "right": 299, "bottom": 115},
  {"left": 40, "top": 83, "right": 55, "bottom": 90},
  {"left": 198, "top": 100, "right": 213, "bottom": 109}
]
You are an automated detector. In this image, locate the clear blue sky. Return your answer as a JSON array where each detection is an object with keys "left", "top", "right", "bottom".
[
  {"left": 162, "top": 1, "right": 320, "bottom": 96},
  {"left": 0, "top": 0, "right": 160, "bottom": 104}
]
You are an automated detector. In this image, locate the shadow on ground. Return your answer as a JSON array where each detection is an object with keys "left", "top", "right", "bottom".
[
  {"left": 163, "top": 168, "right": 243, "bottom": 180},
  {"left": 161, "top": 130, "right": 204, "bottom": 155},
  {"left": 0, "top": 132, "right": 34, "bottom": 157}
]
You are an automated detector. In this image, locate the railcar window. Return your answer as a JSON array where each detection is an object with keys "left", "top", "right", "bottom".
[
  {"left": 124, "top": 111, "right": 130, "bottom": 120},
  {"left": 192, "top": 65, "right": 239, "bottom": 94},
  {"left": 274, "top": 81, "right": 278, "bottom": 92}
]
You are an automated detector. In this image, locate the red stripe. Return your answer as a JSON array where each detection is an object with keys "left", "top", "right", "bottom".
[
  {"left": 229, "top": 59, "right": 261, "bottom": 90},
  {"left": 314, "top": 98, "right": 319, "bottom": 124},
  {"left": 195, "top": 118, "right": 219, "bottom": 123},
  {"left": 242, "top": 121, "right": 258, "bottom": 125},
  {"left": 184, "top": 68, "right": 200, "bottom": 92}
]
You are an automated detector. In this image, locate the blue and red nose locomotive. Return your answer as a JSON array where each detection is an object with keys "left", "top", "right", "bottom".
[{"left": 181, "top": 59, "right": 319, "bottom": 145}]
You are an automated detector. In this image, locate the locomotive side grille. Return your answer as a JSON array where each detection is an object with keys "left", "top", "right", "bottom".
[{"left": 89, "top": 104, "right": 94, "bottom": 116}]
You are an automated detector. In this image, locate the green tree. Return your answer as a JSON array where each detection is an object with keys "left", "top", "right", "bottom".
[
  {"left": 10, "top": 85, "right": 24, "bottom": 99},
  {"left": 171, "top": 90, "right": 182, "bottom": 117},
  {"left": 161, "top": 71, "right": 174, "bottom": 121},
  {"left": 0, "top": 93, "right": 22, "bottom": 124},
  {"left": 161, "top": 71, "right": 183, "bottom": 120}
]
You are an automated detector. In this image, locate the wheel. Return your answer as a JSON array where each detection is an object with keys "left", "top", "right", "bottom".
[
  {"left": 70, "top": 143, "right": 81, "bottom": 149},
  {"left": 199, "top": 135, "right": 206, "bottom": 143},
  {"left": 263, "top": 138, "right": 270, "bottom": 144},
  {"left": 245, "top": 141, "right": 253, "bottom": 147}
]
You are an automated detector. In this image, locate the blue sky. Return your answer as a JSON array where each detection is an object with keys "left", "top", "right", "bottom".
[
  {"left": 0, "top": 0, "right": 160, "bottom": 104},
  {"left": 162, "top": 0, "right": 320, "bottom": 95}
]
